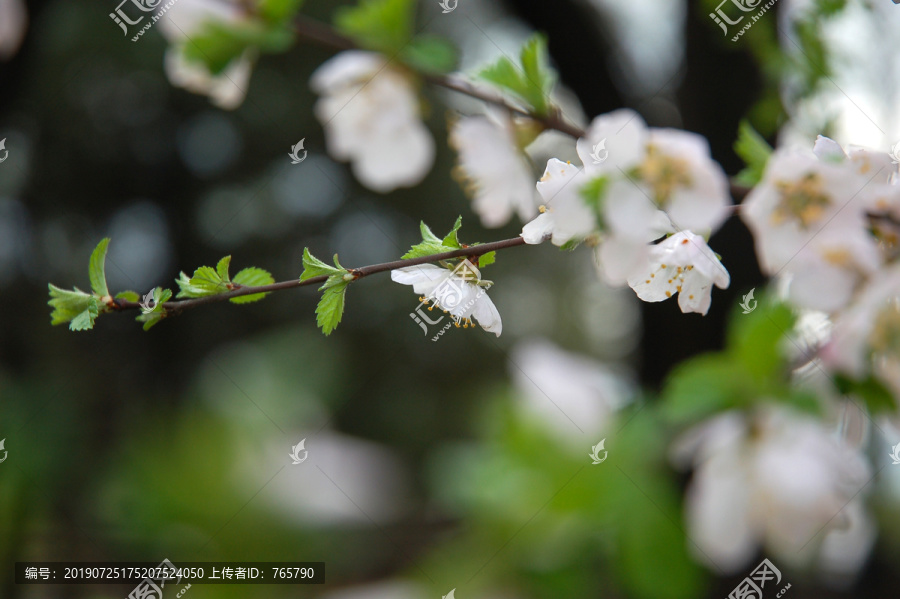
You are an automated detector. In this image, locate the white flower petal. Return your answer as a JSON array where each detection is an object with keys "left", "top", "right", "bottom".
[{"left": 521, "top": 212, "right": 555, "bottom": 245}]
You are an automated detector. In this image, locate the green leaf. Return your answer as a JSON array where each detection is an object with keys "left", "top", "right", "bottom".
[
  {"left": 69, "top": 297, "right": 100, "bottom": 332},
  {"left": 136, "top": 287, "right": 172, "bottom": 331},
  {"left": 478, "top": 34, "right": 556, "bottom": 116},
  {"left": 48, "top": 284, "right": 94, "bottom": 326},
  {"left": 115, "top": 291, "right": 140, "bottom": 302},
  {"left": 401, "top": 35, "right": 458, "bottom": 74},
  {"left": 727, "top": 296, "right": 794, "bottom": 381},
  {"left": 88, "top": 238, "right": 111, "bottom": 298},
  {"left": 301, "top": 248, "right": 346, "bottom": 281},
  {"left": 661, "top": 354, "right": 756, "bottom": 425},
  {"left": 335, "top": 0, "right": 414, "bottom": 54},
  {"left": 182, "top": 21, "right": 294, "bottom": 75},
  {"left": 478, "top": 251, "right": 496, "bottom": 268},
  {"left": 316, "top": 281, "right": 349, "bottom": 335},
  {"left": 402, "top": 218, "right": 466, "bottom": 259},
  {"left": 230, "top": 267, "right": 275, "bottom": 304},
  {"left": 835, "top": 374, "right": 897, "bottom": 414},
  {"left": 176, "top": 265, "right": 229, "bottom": 299},
  {"left": 733, "top": 120, "right": 773, "bottom": 186},
  {"left": 258, "top": 0, "right": 304, "bottom": 22},
  {"left": 442, "top": 216, "right": 463, "bottom": 248},
  {"left": 216, "top": 255, "right": 232, "bottom": 282}
]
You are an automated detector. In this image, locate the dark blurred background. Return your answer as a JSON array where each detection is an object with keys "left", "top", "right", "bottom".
[{"left": 2, "top": 0, "right": 899, "bottom": 597}]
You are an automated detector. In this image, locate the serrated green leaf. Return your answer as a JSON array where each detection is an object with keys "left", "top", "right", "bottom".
[
  {"left": 89, "top": 238, "right": 111, "bottom": 298},
  {"left": 401, "top": 35, "right": 458, "bottom": 74},
  {"left": 733, "top": 120, "right": 773, "bottom": 186},
  {"left": 182, "top": 21, "right": 295, "bottom": 75},
  {"left": 442, "top": 216, "right": 463, "bottom": 248},
  {"left": 230, "top": 267, "right": 275, "bottom": 304},
  {"left": 302, "top": 248, "right": 346, "bottom": 281},
  {"left": 48, "top": 284, "right": 94, "bottom": 326},
  {"left": 69, "top": 297, "right": 100, "bottom": 332},
  {"left": 335, "top": 0, "right": 414, "bottom": 53},
  {"left": 216, "top": 256, "right": 232, "bottom": 282},
  {"left": 316, "top": 281, "right": 349, "bottom": 335},
  {"left": 478, "top": 251, "right": 496, "bottom": 268},
  {"left": 403, "top": 218, "right": 466, "bottom": 259},
  {"left": 176, "top": 265, "right": 228, "bottom": 299},
  {"left": 115, "top": 291, "right": 140, "bottom": 302}
]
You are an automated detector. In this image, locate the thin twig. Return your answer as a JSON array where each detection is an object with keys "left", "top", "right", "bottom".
[
  {"left": 292, "top": 14, "right": 586, "bottom": 139},
  {"left": 110, "top": 236, "right": 528, "bottom": 316}
]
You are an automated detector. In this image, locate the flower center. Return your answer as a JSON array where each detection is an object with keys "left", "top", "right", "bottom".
[
  {"left": 639, "top": 145, "right": 693, "bottom": 205},
  {"left": 772, "top": 173, "right": 832, "bottom": 228}
]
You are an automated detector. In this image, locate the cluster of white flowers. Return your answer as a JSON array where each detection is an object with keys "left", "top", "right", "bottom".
[
  {"left": 743, "top": 136, "right": 900, "bottom": 392},
  {"left": 519, "top": 109, "right": 732, "bottom": 315}
]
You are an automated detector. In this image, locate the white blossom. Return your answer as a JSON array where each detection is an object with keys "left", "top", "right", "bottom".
[
  {"left": 742, "top": 149, "right": 882, "bottom": 312},
  {"left": 449, "top": 110, "right": 540, "bottom": 228},
  {"left": 522, "top": 109, "right": 732, "bottom": 296},
  {"left": 577, "top": 109, "right": 731, "bottom": 237},
  {"left": 0, "top": 0, "right": 26, "bottom": 60},
  {"left": 510, "top": 340, "right": 633, "bottom": 443},
  {"left": 821, "top": 264, "right": 900, "bottom": 396},
  {"left": 672, "top": 405, "right": 873, "bottom": 573},
  {"left": 159, "top": 0, "right": 254, "bottom": 109},
  {"left": 391, "top": 262, "right": 501, "bottom": 336},
  {"left": 311, "top": 51, "right": 434, "bottom": 193},
  {"left": 813, "top": 135, "right": 897, "bottom": 184},
  {"left": 626, "top": 231, "right": 730, "bottom": 315},
  {"left": 522, "top": 158, "right": 596, "bottom": 246}
]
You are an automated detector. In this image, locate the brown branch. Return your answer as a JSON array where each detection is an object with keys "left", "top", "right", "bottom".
[{"left": 110, "top": 236, "right": 528, "bottom": 317}]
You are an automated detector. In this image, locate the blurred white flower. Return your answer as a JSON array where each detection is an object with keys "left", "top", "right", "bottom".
[
  {"left": 522, "top": 158, "right": 595, "bottom": 246},
  {"left": 159, "top": 0, "right": 253, "bottom": 109},
  {"left": 672, "top": 405, "right": 873, "bottom": 574},
  {"left": 164, "top": 49, "right": 253, "bottom": 110},
  {"left": 510, "top": 340, "right": 632, "bottom": 443},
  {"left": 391, "top": 263, "right": 501, "bottom": 336},
  {"left": 248, "top": 431, "right": 413, "bottom": 526},
  {"left": 813, "top": 135, "right": 897, "bottom": 184},
  {"left": 626, "top": 231, "right": 730, "bottom": 315},
  {"left": 449, "top": 110, "right": 540, "bottom": 228},
  {"left": 742, "top": 149, "right": 881, "bottom": 312},
  {"left": 821, "top": 264, "right": 900, "bottom": 396},
  {"left": 0, "top": 0, "right": 27, "bottom": 60},
  {"left": 311, "top": 51, "right": 434, "bottom": 193}
]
